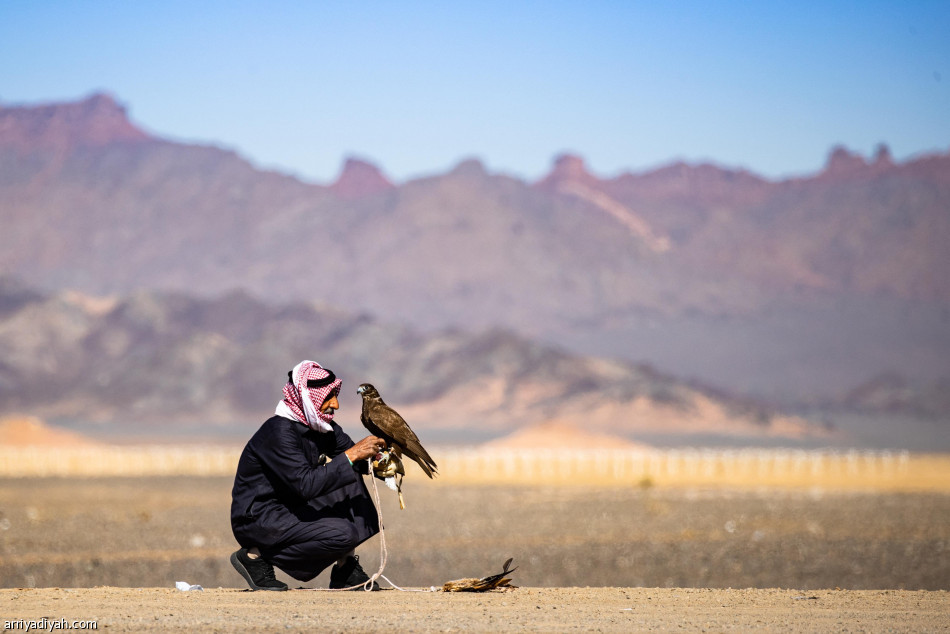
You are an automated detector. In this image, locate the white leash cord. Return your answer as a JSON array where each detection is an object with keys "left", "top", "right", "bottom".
[{"left": 311, "top": 458, "right": 437, "bottom": 592}]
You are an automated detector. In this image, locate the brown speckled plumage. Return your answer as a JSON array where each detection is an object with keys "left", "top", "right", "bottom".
[{"left": 442, "top": 558, "right": 518, "bottom": 592}]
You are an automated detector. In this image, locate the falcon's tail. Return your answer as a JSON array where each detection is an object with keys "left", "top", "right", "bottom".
[{"left": 404, "top": 444, "right": 438, "bottom": 479}]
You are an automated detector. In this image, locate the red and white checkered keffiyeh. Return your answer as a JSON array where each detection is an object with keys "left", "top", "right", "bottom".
[{"left": 275, "top": 360, "right": 342, "bottom": 432}]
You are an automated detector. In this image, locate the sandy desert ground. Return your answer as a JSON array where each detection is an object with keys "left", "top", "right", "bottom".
[
  {"left": 2, "top": 477, "right": 948, "bottom": 589},
  {"left": 3, "top": 586, "right": 949, "bottom": 632},
  {"left": 1, "top": 474, "right": 948, "bottom": 631}
]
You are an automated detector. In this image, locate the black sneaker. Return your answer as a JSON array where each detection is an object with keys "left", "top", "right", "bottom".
[
  {"left": 329, "top": 555, "right": 380, "bottom": 591},
  {"left": 230, "top": 548, "right": 288, "bottom": 591}
]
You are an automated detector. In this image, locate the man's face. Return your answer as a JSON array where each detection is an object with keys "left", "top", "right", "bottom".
[{"left": 320, "top": 394, "right": 340, "bottom": 415}]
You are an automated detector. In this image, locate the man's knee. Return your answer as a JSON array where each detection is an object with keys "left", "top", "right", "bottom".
[
  {"left": 272, "top": 518, "right": 362, "bottom": 562},
  {"left": 324, "top": 520, "right": 361, "bottom": 553}
]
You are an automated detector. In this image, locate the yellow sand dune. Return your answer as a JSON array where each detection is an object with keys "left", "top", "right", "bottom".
[{"left": 0, "top": 415, "right": 101, "bottom": 448}]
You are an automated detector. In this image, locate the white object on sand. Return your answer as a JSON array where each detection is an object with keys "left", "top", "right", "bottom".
[{"left": 175, "top": 581, "right": 203, "bottom": 591}]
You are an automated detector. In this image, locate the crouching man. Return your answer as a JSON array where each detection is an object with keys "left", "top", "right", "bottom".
[{"left": 229, "top": 360, "right": 385, "bottom": 591}]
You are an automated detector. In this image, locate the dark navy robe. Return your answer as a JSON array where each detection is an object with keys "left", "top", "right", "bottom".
[{"left": 230, "top": 415, "right": 379, "bottom": 581}]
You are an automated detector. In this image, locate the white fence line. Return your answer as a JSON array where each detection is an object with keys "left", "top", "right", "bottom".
[
  {"left": 435, "top": 448, "right": 914, "bottom": 482},
  {"left": 0, "top": 446, "right": 922, "bottom": 483}
]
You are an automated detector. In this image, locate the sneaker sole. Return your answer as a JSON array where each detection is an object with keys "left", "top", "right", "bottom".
[{"left": 230, "top": 551, "right": 288, "bottom": 591}]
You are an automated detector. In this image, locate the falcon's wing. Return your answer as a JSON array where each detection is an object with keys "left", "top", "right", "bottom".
[
  {"left": 367, "top": 400, "right": 438, "bottom": 478},
  {"left": 360, "top": 400, "right": 387, "bottom": 441}
]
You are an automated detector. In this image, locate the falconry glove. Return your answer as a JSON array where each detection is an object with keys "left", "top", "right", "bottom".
[
  {"left": 372, "top": 449, "right": 403, "bottom": 479},
  {"left": 372, "top": 448, "right": 407, "bottom": 508}
]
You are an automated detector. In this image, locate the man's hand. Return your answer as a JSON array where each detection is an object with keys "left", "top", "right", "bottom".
[
  {"left": 345, "top": 435, "right": 386, "bottom": 463},
  {"left": 373, "top": 449, "right": 404, "bottom": 479}
]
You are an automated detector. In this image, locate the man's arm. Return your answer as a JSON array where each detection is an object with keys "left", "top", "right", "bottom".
[
  {"left": 330, "top": 422, "right": 382, "bottom": 474},
  {"left": 255, "top": 421, "right": 362, "bottom": 500}
]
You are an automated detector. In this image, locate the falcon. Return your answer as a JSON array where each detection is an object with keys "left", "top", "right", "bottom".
[{"left": 357, "top": 383, "right": 438, "bottom": 485}]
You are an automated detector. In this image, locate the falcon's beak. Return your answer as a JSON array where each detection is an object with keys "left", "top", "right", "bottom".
[{"left": 357, "top": 386, "right": 365, "bottom": 395}]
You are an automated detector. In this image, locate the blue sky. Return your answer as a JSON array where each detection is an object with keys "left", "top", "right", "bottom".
[{"left": 1, "top": 1, "right": 948, "bottom": 184}]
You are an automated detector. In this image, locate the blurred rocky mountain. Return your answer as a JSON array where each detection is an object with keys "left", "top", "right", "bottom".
[
  {"left": 1, "top": 93, "right": 948, "bottom": 408},
  {"left": 0, "top": 282, "right": 825, "bottom": 444},
  {"left": 830, "top": 373, "right": 950, "bottom": 421}
]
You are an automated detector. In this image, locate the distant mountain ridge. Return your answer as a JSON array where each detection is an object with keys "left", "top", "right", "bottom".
[
  {"left": 2, "top": 93, "right": 949, "bottom": 411},
  {"left": 0, "top": 281, "right": 823, "bottom": 443},
  {"left": 2, "top": 93, "right": 947, "bottom": 317},
  {"left": 0, "top": 93, "right": 149, "bottom": 152}
]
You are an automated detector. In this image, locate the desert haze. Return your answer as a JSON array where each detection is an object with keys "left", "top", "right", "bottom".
[
  {"left": 0, "top": 94, "right": 948, "bottom": 448},
  {"left": 0, "top": 284, "right": 825, "bottom": 444}
]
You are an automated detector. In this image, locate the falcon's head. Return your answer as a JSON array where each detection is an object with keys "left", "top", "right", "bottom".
[{"left": 357, "top": 383, "right": 380, "bottom": 398}]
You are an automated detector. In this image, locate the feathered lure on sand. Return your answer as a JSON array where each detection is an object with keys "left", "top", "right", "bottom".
[{"left": 442, "top": 558, "right": 518, "bottom": 592}]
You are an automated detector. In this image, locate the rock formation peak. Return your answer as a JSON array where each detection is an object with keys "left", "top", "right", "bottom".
[
  {"left": 823, "top": 145, "right": 868, "bottom": 176},
  {"left": 330, "top": 157, "right": 394, "bottom": 198},
  {"left": 552, "top": 153, "right": 595, "bottom": 181},
  {"left": 449, "top": 157, "right": 488, "bottom": 177},
  {"left": 873, "top": 143, "right": 894, "bottom": 167},
  {"left": 0, "top": 92, "right": 149, "bottom": 152},
  {"left": 535, "top": 153, "right": 599, "bottom": 191}
]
